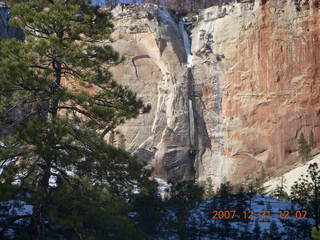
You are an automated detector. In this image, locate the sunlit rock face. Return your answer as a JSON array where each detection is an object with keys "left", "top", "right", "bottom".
[
  {"left": 1, "top": 1, "right": 318, "bottom": 185},
  {"left": 110, "top": 1, "right": 320, "bottom": 185},
  {"left": 191, "top": 0, "right": 320, "bottom": 184},
  {"left": 109, "top": 5, "right": 196, "bottom": 181},
  {"left": 107, "top": 1, "right": 320, "bottom": 184}
]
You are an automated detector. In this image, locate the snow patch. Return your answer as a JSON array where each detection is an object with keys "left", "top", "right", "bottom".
[
  {"left": 183, "top": 194, "right": 311, "bottom": 239},
  {"left": 264, "top": 154, "right": 320, "bottom": 194},
  {"left": 154, "top": 177, "right": 171, "bottom": 199}
]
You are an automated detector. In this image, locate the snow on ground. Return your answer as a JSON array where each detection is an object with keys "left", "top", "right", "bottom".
[
  {"left": 185, "top": 194, "right": 311, "bottom": 239},
  {"left": 0, "top": 200, "right": 33, "bottom": 218},
  {"left": 264, "top": 154, "right": 320, "bottom": 194},
  {"left": 0, "top": 176, "right": 312, "bottom": 239},
  {"left": 152, "top": 177, "right": 310, "bottom": 238},
  {"left": 0, "top": 200, "right": 33, "bottom": 238},
  {"left": 0, "top": 158, "right": 18, "bottom": 177},
  {"left": 154, "top": 177, "right": 171, "bottom": 199}
]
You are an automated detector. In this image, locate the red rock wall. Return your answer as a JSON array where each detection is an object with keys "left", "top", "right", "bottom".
[{"left": 192, "top": 0, "right": 320, "bottom": 183}]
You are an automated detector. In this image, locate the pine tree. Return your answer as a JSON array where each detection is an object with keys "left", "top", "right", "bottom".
[
  {"left": 253, "top": 221, "right": 261, "bottom": 239},
  {"left": 217, "top": 181, "right": 233, "bottom": 209},
  {"left": 119, "top": 133, "right": 126, "bottom": 149},
  {"left": 298, "top": 132, "right": 311, "bottom": 162},
  {"left": 165, "top": 180, "right": 204, "bottom": 240},
  {"left": 312, "top": 226, "right": 320, "bottom": 240},
  {"left": 291, "top": 163, "right": 320, "bottom": 230},
  {"left": 269, "top": 221, "right": 281, "bottom": 240},
  {"left": 310, "top": 130, "right": 315, "bottom": 148},
  {"left": 272, "top": 177, "right": 289, "bottom": 200},
  {"left": 202, "top": 177, "right": 215, "bottom": 200},
  {"left": 215, "top": 182, "right": 234, "bottom": 239},
  {"left": 131, "top": 177, "right": 164, "bottom": 238},
  {"left": 0, "top": 0, "right": 150, "bottom": 238},
  {"left": 108, "top": 130, "right": 115, "bottom": 145},
  {"left": 234, "top": 184, "right": 249, "bottom": 223},
  {"left": 252, "top": 166, "right": 267, "bottom": 194},
  {"left": 261, "top": 229, "right": 269, "bottom": 239}
]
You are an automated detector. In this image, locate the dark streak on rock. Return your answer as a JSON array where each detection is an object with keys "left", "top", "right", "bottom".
[{"left": 132, "top": 55, "right": 151, "bottom": 79}]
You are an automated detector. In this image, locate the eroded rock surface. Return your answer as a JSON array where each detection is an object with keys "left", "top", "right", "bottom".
[
  {"left": 109, "top": 1, "right": 320, "bottom": 185},
  {"left": 1, "top": 1, "right": 319, "bottom": 185},
  {"left": 110, "top": 5, "right": 196, "bottom": 180},
  {"left": 191, "top": 0, "right": 320, "bottom": 184}
]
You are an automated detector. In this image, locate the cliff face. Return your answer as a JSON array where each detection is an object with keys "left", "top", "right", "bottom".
[
  {"left": 191, "top": 0, "right": 320, "bottom": 184},
  {"left": 108, "top": 1, "right": 320, "bottom": 184},
  {"left": 1, "top": 1, "right": 319, "bottom": 184},
  {"left": 110, "top": 5, "right": 196, "bottom": 180}
]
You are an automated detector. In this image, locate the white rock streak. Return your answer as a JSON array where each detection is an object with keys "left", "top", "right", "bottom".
[
  {"left": 154, "top": 177, "right": 171, "bottom": 199},
  {"left": 179, "top": 21, "right": 193, "bottom": 68},
  {"left": 188, "top": 99, "right": 195, "bottom": 146},
  {"left": 179, "top": 19, "right": 195, "bottom": 148}
]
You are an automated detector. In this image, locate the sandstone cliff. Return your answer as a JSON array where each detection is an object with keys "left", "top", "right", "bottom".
[
  {"left": 1, "top": 1, "right": 319, "bottom": 185},
  {"left": 108, "top": 1, "right": 320, "bottom": 185},
  {"left": 191, "top": 0, "right": 320, "bottom": 184},
  {"left": 110, "top": 5, "right": 196, "bottom": 181}
]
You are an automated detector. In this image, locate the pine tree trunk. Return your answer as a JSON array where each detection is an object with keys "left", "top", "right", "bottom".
[
  {"left": 49, "top": 59, "right": 62, "bottom": 121},
  {"left": 315, "top": 184, "right": 319, "bottom": 230},
  {"left": 30, "top": 30, "right": 62, "bottom": 236},
  {"left": 29, "top": 161, "right": 51, "bottom": 238}
]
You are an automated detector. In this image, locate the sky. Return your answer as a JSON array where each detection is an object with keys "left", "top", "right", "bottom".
[{"left": 92, "top": 0, "right": 143, "bottom": 6}]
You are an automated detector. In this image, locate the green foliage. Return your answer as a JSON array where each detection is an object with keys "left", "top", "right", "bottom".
[
  {"left": 118, "top": 133, "right": 126, "bottom": 149},
  {"left": 312, "top": 226, "right": 320, "bottom": 240},
  {"left": 217, "top": 181, "right": 233, "bottom": 208},
  {"left": 272, "top": 184, "right": 289, "bottom": 200},
  {"left": 165, "top": 180, "right": 204, "bottom": 239},
  {"left": 0, "top": 0, "right": 151, "bottom": 238},
  {"left": 166, "top": 180, "right": 204, "bottom": 210},
  {"left": 253, "top": 167, "right": 267, "bottom": 194},
  {"left": 202, "top": 177, "right": 215, "bottom": 200},
  {"left": 131, "top": 178, "right": 164, "bottom": 237},
  {"left": 291, "top": 163, "right": 320, "bottom": 228},
  {"left": 118, "top": 33, "right": 124, "bottom": 39},
  {"left": 310, "top": 130, "right": 315, "bottom": 148},
  {"left": 234, "top": 184, "right": 249, "bottom": 220},
  {"left": 108, "top": 130, "right": 115, "bottom": 145},
  {"left": 291, "top": 163, "right": 318, "bottom": 204},
  {"left": 246, "top": 167, "right": 267, "bottom": 195},
  {"left": 253, "top": 221, "right": 261, "bottom": 239},
  {"left": 31, "top": 179, "right": 146, "bottom": 240},
  {"left": 272, "top": 177, "right": 289, "bottom": 200},
  {"left": 268, "top": 221, "right": 281, "bottom": 240},
  {"left": 298, "top": 133, "right": 311, "bottom": 162}
]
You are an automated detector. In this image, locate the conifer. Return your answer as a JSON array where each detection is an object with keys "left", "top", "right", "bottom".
[
  {"left": 298, "top": 132, "right": 311, "bottom": 162},
  {"left": 0, "top": 0, "right": 150, "bottom": 238}
]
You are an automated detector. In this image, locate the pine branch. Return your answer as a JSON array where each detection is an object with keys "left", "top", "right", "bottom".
[
  {"left": 57, "top": 105, "right": 96, "bottom": 121},
  {"left": 100, "top": 125, "right": 115, "bottom": 139}
]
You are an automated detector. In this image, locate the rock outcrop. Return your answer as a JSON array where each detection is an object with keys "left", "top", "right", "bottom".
[
  {"left": 191, "top": 0, "right": 320, "bottom": 184},
  {"left": 110, "top": 5, "right": 196, "bottom": 180},
  {"left": 109, "top": 1, "right": 320, "bottom": 185},
  {"left": 1, "top": 1, "right": 319, "bottom": 185}
]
